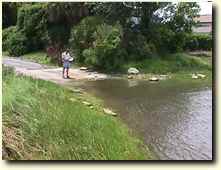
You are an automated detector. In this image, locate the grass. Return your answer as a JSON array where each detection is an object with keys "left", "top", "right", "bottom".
[
  {"left": 2, "top": 51, "right": 10, "bottom": 56},
  {"left": 3, "top": 51, "right": 54, "bottom": 66},
  {"left": 2, "top": 66, "right": 153, "bottom": 160},
  {"left": 122, "top": 53, "right": 212, "bottom": 74},
  {"left": 21, "top": 51, "right": 56, "bottom": 66}
]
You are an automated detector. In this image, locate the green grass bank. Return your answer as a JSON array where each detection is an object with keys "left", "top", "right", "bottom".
[
  {"left": 122, "top": 53, "right": 212, "bottom": 74},
  {"left": 2, "top": 66, "right": 154, "bottom": 160}
]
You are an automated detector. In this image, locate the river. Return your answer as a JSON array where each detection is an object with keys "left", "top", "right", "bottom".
[{"left": 70, "top": 78, "right": 212, "bottom": 160}]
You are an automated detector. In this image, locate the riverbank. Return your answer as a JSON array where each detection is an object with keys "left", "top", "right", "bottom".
[
  {"left": 2, "top": 66, "right": 154, "bottom": 160},
  {"left": 122, "top": 53, "right": 211, "bottom": 73},
  {"left": 3, "top": 51, "right": 212, "bottom": 84},
  {"left": 5, "top": 51, "right": 212, "bottom": 80}
]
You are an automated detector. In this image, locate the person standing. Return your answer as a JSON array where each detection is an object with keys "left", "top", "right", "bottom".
[{"left": 62, "top": 50, "right": 73, "bottom": 79}]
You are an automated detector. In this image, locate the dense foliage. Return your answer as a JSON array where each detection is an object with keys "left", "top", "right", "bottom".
[
  {"left": 2, "top": 26, "right": 17, "bottom": 51},
  {"left": 2, "top": 2, "right": 212, "bottom": 70},
  {"left": 69, "top": 16, "right": 104, "bottom": 63},
  {"left": 83, "top": 23, "right": 125, "bottom": 71},
  {"left": 3, "top": 26, "right": 28, "bottom": 56},
  {"left": 17, "top": 4, "right": 48, "bottom": 51},
  {"left": 184, "top": 33, "right": 212, "bottom": 51}
]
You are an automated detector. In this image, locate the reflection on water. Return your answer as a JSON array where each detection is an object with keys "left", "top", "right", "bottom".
[{"left": 71, "top": 79, "right": 212, "bottom": 160}]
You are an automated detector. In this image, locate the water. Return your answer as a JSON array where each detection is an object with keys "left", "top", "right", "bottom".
[{"left": 70, "top": 78, "right": 212, "bottom": 160}]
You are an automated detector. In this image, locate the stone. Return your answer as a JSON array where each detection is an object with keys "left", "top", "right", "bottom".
[
  {"left": 80, "top": 66, "right": 87, "bottom": 70},
  {"left": 89, "top": 106, "right": 94, "bottom": 109},
  {"left": 73, "top": 89, "right": 82, "bottom": 93},
  {"left": 158, "top": 75, "right": 168, "bottom": 80},
  {"left": 159, "top": 75, "right": 168, "bottom": 77},
  {"left": 149, "top": 77, "right": 159, "bottom": 81},
  {"left": 69, "top": 98, "right": 77, "bottom": 102},
  {"left": 82, "top": 101, "right": 92, "bottom": 106},
  {"left": 103, "top": 108, "right": 117, "bottom": 116},
  {"left": 128, "top": 67, "right": 139, "bottom": 74},
  {"left": 127, "top": 75, "right": 133, "bottom": 79},
  {"left": 192, "top": 74, "right": 198, "bottom": 79},
  {"left": 197, "top": 74, "right": 206, "bottom": 78}
]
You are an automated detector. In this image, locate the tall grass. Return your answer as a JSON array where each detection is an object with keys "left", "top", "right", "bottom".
[{"left": 2, "top": 66, "right": 152, "bottom": 160}]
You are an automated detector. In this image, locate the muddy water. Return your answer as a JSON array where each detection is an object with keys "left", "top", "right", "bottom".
[{"left": 72, "top": 78, "right": 212, "bottom": 160}]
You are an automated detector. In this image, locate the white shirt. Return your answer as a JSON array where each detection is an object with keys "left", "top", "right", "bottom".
[{"left": 62, "top": 51, "right": 72, "bottom": 62}]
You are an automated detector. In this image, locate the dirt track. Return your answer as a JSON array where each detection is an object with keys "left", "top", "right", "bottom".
[{"left": 3, "top": 57, "right": 108, "bottom": 85}]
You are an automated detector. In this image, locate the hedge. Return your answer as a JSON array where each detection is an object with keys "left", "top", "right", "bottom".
[{"left": 184, "top": 33, "right": 212, "bottom": 51}]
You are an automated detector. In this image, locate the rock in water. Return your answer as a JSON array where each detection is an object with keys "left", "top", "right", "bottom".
[
  {"left": 73, "top": 89, "right": 82, "bottom": 93},
  {"left": 82, "top": 101, "right": 92, "bottom": 106},
  {"left": 197, "top": 74, "right": 206, "bottom": 78},
  {"left": 149, "top": 77, "right": 159, "bottom": 81},
  {"left": 80, "top": 67, "right": 88, "bottom": 71},
  {"left": 103, "top": 108, "right": 117, "bottom": 116},
  {"left": 69, "top": 98, "right": 77, "bottom": 102},
  {"left": 127, "top": 75, "right": 133, "bottom": 79},
  {"left": 128, "top": 67, "right": 139, "bottom": 74},
  {"left": 159, "top": 75, "right": 168, "bottom": 80},
  {"left": 192, "top": 74, "right": 198, "bottom": 79}
]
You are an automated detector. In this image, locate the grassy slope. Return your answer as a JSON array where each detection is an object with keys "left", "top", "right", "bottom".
[{"left": 2, "top": 67, "right": 153, "bottom": 160}]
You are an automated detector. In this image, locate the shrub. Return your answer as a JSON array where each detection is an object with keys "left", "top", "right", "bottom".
[
  {"left": 184, "top": 33, "right": 212, "bottom": 51},
  {"left": 83, "top": 23, "right": 125, "bottom": 71},
  {"left": 127, "top": 33, "right": 156, "bottom": 60},
  {"left": 151, "top": 25, "right": 188, "bottom": 53},
  {"left": 3, "top": 27, "right": 28, "bottom": 56},
  {"left": 2, "top": 26, "right": 17, "bottom": 51},
  {"left": 197, "top": 34, "right": 212, "bottom": 50},
  {"left": 69, "top": 16, "right": 104, "bottom": 63},
  {"left": 152, "top": 26, "right": 175, "bottom": 53},
  {"left": 184, "top": 34, "right": 198, "bottom": 50}
]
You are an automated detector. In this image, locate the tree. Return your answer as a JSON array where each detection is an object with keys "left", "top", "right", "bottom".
[
  {"left": 17, "top": 3, "right": 48, "bottom": 51},
  {"left": 166, "top": 2, "right": 200, "bottom": 33},
  {"left": 2, "top": 2, "right": 19, "bottom": 28},
  {"left": 45, "top": 2, "right": 90, "bottom": 65}
]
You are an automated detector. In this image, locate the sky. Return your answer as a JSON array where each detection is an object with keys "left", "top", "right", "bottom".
[{"left": 198, "top": 1, "right": 212, "bottom": 15}]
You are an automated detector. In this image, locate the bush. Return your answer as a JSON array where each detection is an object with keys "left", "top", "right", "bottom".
[
  {"left": 184, "top": 33, "right": 212, "bottom": 51},
  {"left": 155, "top": 26, "right": 188, "bottom": 53},
  {"left": 17, "top": 4, "right": 47, "bottom": 51},
  {"left": 197, "top": 34, "right": 212, "bottom": 50},
  {"left": 69, "top": 16, "right": 104, "bottom": 63},
  {"left": 5, "top": 28, "right": 28, "bottom": 56},
  {"left": 2, "top": 26, "right": 17, "bottom": 51},
  {"left": 83, "top": 23, "right": 125, "bottom": 71},
  {"left": 127, "top": 33, "right": 156, "bottom": 60}
]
